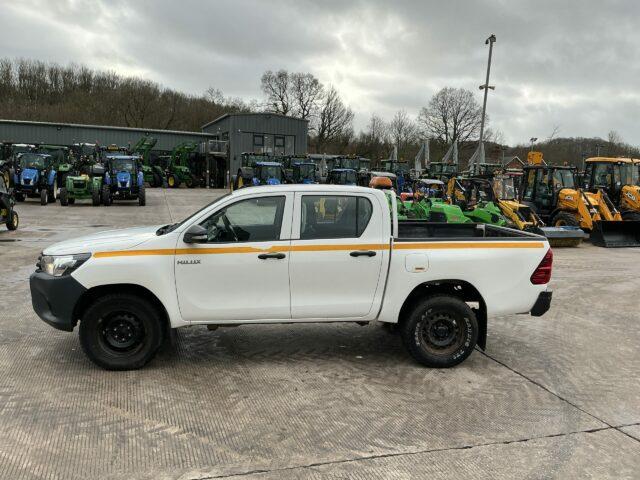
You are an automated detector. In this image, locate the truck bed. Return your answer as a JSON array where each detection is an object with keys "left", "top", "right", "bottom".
[{"left": 397, "top": 221, "right": 541, "bottom": 239}]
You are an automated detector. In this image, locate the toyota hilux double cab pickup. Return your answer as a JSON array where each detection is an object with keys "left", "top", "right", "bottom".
[{"left": 30, "top": 185, "right": 552, "bottom": 370}]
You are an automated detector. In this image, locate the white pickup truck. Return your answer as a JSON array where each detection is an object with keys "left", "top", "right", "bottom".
[{"left": 30, "top": 185, "right": 552, "bottom": 370}]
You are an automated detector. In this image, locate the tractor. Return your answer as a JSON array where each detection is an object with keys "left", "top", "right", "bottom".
[
  {"left": 101, "top": 155, "right": 146, "bottom": 206},
  {"left": 327, "top": 168, "right": 358, "bottom": 186},
  {"left": 163, "top": 142, "right": 199, "bottom": 188},
  {"left": 291, "top": 162, "right": 318, "bottom": 184},
  {"left": 1, "top": 143, "right": 36, "bottom": 187},
  {"left": 0, "top": 174, "right": 19, "bottom": 230},
  {"left": 234, "top": 161, "right": 286, "bottom": 189},
  {"left": 35, "top": 145, "right": 73, "bottom": 188},
  {"left": 582, "top": 157, "right": 640, "bottom": 221},
  {"left": 132, "top": 137, "right": 165, "bottom": 187},
  {"left": 12, "top": 153, "right": 60, "bottom": 205},
  {"left": 446, "top": 176, "right": 508, "bottom": 227},
  {"left": 59, "top": 155, "right": 105, "bottom": 206}
]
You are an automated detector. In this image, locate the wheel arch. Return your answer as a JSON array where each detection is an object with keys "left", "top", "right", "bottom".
[
  {"left": 397, "top": 279, "right": 488, "bottom": 350},
  {"left": 73, "top": 283, "right": 171, "bottom": 337}
]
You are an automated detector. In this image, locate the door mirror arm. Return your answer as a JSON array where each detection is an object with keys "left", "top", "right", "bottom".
[{"left": 183, "top": 224, "right": 208, "bottom": 243}]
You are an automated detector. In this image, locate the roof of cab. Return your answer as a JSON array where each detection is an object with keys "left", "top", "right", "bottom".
[{"left": 585, "top": 157, "right": 634, "bottom": 164}]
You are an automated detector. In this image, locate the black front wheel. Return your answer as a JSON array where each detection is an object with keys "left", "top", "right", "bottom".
[
  {"left": 400, "top": 295, "right": 478, "bottom": 368},
  {"left": 138, "top": 186, "right": 146, "bottom": 206},
  {"left": 92, "top": 188, "right": 101, "bottom": 206},
  {"left": 40, "top": 189, "right": 47, "bottom": 206},
  {"left": 59, "top": 187, "right": 69, "bottom": 206},
  {"left": 79, "top": 294, "right": 164, "bottom": 370},
  {"left": 102, "top": 186, "right": 111, "bottom": 206}
]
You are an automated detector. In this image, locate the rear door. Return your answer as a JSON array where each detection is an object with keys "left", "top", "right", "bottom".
[
  {"left": 175, "top": 192, "right": 293, "bottom": 322},
  {"left": 289, "top": 192, "right": 386, "bottom": 319}
]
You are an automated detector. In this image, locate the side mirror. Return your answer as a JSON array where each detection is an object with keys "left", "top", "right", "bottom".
[{"left": 183, "top": 224, "right": 208, "bottom": 243}]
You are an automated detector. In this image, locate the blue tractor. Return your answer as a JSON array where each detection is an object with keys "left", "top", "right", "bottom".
[
  {"left": 234, "top": 161, "right": 286, "bottom": 189},
  {"left": 13, "top": 153, "right": 59, "bottom": 205},
  {"left": 101, "top": 155, "right": 146, "bottom": 206}
]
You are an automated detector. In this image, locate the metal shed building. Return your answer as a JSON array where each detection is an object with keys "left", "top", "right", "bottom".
[
  {"left": 0, "top": 119, "right": 213, "bottom": 152},
  {"left": 201, "top": 113, "right": 308, "bottom": 173}
]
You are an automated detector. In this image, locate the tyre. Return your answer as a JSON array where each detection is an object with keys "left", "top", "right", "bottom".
[
  {"left": 621, "top": 211, "right": 640, "bottom": 222},
  {"left": 15, "top": 192, "right": 24, "bottom": 202},
  {"left": 92, "top": 187, "right": 101, "bottom": 206},
  {"left": 138, "top": 186, "right": 146, "bottom": 206},
  {"left": 59, "top": 187, "right": 69, "bottom": 206},
  {"left": 79, "top": 294, "right": 164, "bottom": 370},
  {"left": 48, "top": 179, "right": 57, "bottom": 203},
  {"left": 68, "top": 198, "right": 75, "bottom": 205},
  {"left": 400, "top": 295, "right": 478, "bottom": 368},
  {"left": 102, "top": 186, "right": 111, "bottom": 206},
  {"left": 6, "top": 210, "right": 18, "bottom": 230},
  {"left": 167, "top": 174, "right": 179, "bottom": 188},
  {"left": 152, "top": 173, "right": 162, "bottom": 188},
  {"left": 187, "top": 176, "right": 197, "bottom": 188},
  {"left": 552, "top": 211, "right": 580, "bottom": 227},
  {"left": 40, "top": 189, "right": 47, "bottom": 205}
]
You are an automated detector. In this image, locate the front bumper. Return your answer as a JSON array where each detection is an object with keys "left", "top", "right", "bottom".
[
  {"left": 530, "top": 291, "right": 552, "bottom": 317},
  {"left": 29, "top": 272, "right": 87, "bottom": 331}
]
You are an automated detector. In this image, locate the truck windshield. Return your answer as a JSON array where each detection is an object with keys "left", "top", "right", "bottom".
[
  {"left": 20, "top": 154, "right": 48, "bottom": 169},
  {"left": 259, "top": 166, "right": 281, "bottom": 181},
  {"left": 111, "top": 158, "right": 136, "bottom": 173},
  {"left": 553, "top": 169, "right": 575, "bottom": 189},
  {"left": 157, "top": 193, "right": 232, "bottom": 235}
]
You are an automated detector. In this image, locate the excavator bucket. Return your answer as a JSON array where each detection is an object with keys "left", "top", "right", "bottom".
[
  {"left": 538, "top": 226, "right": 587, "bottom": 247},
  {"left": 590, "top": 220, "right": 640, "bottom": 247}
]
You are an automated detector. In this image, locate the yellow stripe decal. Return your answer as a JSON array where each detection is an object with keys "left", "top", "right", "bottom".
[{"left": 93, "top": 241, "right": 543, "bottom": 258}]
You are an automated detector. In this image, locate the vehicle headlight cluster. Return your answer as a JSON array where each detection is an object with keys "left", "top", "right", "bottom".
[{"left": 39, "top": 253, "right": 91, "bottom": 277}]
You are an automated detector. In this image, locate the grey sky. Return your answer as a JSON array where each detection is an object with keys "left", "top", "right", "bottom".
[{"left": 1, "top": 0, "right": 639, "bottom": 145}]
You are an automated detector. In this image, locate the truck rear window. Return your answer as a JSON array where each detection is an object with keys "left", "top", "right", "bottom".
[{"left": 300, "top": 195, "right": 372, "bottom": 239}]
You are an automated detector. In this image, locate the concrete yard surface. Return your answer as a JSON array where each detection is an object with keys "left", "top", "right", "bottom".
[{"left": 0, "top": 189, "right": 638, "bottom": 479}]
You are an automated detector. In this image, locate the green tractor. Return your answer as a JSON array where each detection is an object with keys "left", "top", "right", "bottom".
[
  {"left": 35, "top": 145, "right": 73, "bottom": 188},
  {"left": 132, "top": 136, "right": 165, "bottom": 187},
  {"left": 400, "top": 179, "right": 472, "bottom": 223},
  {"left": 447, "top": 177, "right": 508, "bottom": 227},
  {"left": 162, "top": 142, "right": 199, "bottom": 188},
  {"left": 59, "top": 156, "right": 104, "bottom": 206}
]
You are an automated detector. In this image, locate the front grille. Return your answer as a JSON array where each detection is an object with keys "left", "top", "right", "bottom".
[{"left": 73, "top": 181, "right": 86, "bottom": 189}]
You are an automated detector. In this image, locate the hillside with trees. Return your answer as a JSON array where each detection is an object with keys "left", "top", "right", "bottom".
[{"left": 0, "top": 58, "right": 637, "bottom": 167}]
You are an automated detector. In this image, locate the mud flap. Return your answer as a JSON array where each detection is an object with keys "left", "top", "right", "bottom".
[
  {"left": 591, "top": 220, "right": 640, "bottom": 247},
  {"left": 539, "top": 226, "right": 586, "bottom": 248}
]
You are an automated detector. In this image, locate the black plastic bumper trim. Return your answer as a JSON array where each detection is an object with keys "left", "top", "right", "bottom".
[
  {"left": 29, "top": 272, "right": 86, "bottom": 331},
  {"left": 530, "top": 290, "right": 552, "bottom": 317}
]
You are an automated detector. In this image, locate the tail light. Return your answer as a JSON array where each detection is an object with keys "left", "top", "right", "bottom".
[{"left": 531, "top": 248, "right": 553, "bottom": 284}]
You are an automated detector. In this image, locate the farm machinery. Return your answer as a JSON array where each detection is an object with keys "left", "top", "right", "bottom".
[
  {"left": 234, "top": 158, "right": 286, "bottom": 189},
  {"left": 12, "top": 153, "right": 60, "bottom": 205},
  {"left": 132, "top": 137, "right": 165, "bottom": 187},
  {"left": 101, "top": 155, "right": 146, "bottom": 206},
  {"left": 161, "top": 142, "right": 199, "bottom": 188},
  {"left": 0, "top": 174, "right": 18, "bottom": 230},
  {"left": 59, "top": 155, "right": 104, "bottom": 206}
]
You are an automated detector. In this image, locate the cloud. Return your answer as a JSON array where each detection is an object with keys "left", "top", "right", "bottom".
[{"left": 0, "top": 0, "right": 638, "bottom": 144}]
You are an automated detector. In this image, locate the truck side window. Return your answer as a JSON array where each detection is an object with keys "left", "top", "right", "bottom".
[
  {"left": 199, "top": 196, "right": 285, "bottom": 243},
  {"left": 300, "top": 195, "right": 373, "bottom": 239}
]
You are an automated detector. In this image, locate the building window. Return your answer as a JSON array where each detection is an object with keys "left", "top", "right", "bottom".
[
  {"left": 274, "top": 136, "right": 285, "bottom": 155},
  {"left": 253, "top": 134, "right": 264, "bottom": 153}
]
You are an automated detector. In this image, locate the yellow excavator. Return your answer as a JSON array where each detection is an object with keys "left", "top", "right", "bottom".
[
  {"left": 582, "top": 157, "right": 640, "bottom": 221},
  {"left": 519, "top": 152, "right": 640, "bottom": 247}
]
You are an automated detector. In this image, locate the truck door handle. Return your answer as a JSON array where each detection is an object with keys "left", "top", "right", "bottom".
[
  {"left": 350, "top": 250, "right": 377, "bottom": 257},
  {"left": 258, "top": 252, "right": 286, "bottom": 260}
]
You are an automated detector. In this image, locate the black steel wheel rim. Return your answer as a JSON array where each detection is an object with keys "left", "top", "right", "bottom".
[
  {"left": 99, "top": 312, "right": 145, "bottom": 354},
  {"left": 418, "top": 310, "right": 464, "bottom": 356}
]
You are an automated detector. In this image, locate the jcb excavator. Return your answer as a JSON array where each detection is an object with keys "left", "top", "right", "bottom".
[
  {"left": 582, "top": 157, "right": 640, "bottom": 221},
  {"left": 519, "top": 152, "right": 640, "bottom": 247}
]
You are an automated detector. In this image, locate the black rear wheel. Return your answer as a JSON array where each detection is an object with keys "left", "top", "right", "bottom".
[
  {"left": 400, "top": 295, "right": 478, "bottom": 368},
  {"left": 40, "top": 189, "right": 47, "bottom": 205},
  {"left": 79, "top": 294, "right": 164, "bottom": 370},
  {"left": 552, "top": 211, "right": 580, "bottom": 227},
  {"left": 6, "top": 210, "right": 18, "bottom": 230},
  {"left": 92, "top": 187, "right": 101, "bottom": 206},
  {"left": 138, "top": 186, "right": 146, "bottom": 206},
  {"left": 102, "top": 185, "right": 111, "bottom": 206}
]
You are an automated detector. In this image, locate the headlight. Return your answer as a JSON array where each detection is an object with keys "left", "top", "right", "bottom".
[{"left": 39, "top": 253, "right": 91, "bottom": 277}]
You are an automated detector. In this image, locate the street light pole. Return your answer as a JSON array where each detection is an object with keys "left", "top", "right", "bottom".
[{"left": 478, "top": 34, "right": 496, "bottom": 147}]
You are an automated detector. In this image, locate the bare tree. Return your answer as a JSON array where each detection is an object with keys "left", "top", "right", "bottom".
[
  {"left": 388, "top": 109, "right": 418, "bottom": 157},
  {"left": 315, "top": 86, "right": 354, "bottom": 151},
  {"left": 607, "top": 130, "right": 623, "bottom": 145},
  {"left": 418, "top": 87, "right": 483, "bottom": 143},
  {"left": 290, "top": 72, "right": 323, "bottom": 121},
  {"left": 261, "top": 70, "right": 290, "bottom": 115},
  {"left": 548, "top": 124, "right": 561, "bottom": 141}
]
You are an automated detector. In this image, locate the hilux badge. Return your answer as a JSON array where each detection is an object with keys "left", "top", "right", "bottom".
[{"left": 177, "top": 259, "right": 201, "bottom": 265}]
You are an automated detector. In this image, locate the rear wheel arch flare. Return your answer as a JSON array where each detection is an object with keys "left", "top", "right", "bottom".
[{"left": 398, "top": 280, "right": 488, "bottom": 350}]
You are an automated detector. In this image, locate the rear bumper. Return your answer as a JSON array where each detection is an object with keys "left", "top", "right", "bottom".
[
  {"left": 29, "top": 272, "right": 86, "bottom": 331},
  {"left": 530, "top": 290, "right": 552, "bottom": 317}
]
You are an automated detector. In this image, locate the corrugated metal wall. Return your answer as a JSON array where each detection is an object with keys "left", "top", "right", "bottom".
[
  {"left": 202, "top": 114, "right": 308, "bottom": 172},
  {"left": 0, "top": 120, "right": 213, "bottom": 152}
]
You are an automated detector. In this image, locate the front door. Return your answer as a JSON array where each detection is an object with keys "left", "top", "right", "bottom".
[
  {"left": 288, "top": 192, "right": 385, "bottom": 319},
  {"left": 175, "top": 193, "right": 292, "bottom": 322}
]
